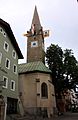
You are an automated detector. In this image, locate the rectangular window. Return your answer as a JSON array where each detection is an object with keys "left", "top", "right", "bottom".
[
  {"left": 3, "top": 76, "right": 8, "bottom": 88},
  {"left": 0, "top": 52, "right": 2, "bottom": 64},
  {"left": 13, "top": 64, "right": 17, "bottom": 74},
  {"left": 12, "top": 50, "right": 16, "bottom": 59},
  {"left": 4, "top": 41, "right": 9, "bottom": 52},
  {"left": 5, "top": 58, "right": 10, "bottom": 69},
  {"left": 11, "top": 80, "right": 15, "bottom": 91}
]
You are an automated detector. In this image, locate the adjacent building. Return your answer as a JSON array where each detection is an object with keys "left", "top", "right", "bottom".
[{"left": 0, "top": 19, "right": 23, "bottom": 116}]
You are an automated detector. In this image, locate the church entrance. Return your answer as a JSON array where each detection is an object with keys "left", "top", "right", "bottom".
[{"left": 7, "top": 97, "right": 18, "bottom": 114}]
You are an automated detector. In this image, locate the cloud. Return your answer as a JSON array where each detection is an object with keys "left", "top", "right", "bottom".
[{"left": 0, "top": 0, "right": 78, "bottom": 62}]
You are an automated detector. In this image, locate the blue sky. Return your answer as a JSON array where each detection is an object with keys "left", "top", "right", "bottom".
[{"left": 0, "top": 0, "right": 78, "bottom": 63}]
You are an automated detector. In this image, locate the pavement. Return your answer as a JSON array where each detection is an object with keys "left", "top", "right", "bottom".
[
  {"left": 51, "top": 112, "right": 78, "bottom": 120},
  {"left": 6, "top": 112, "right": 78, "bottom": 120}
]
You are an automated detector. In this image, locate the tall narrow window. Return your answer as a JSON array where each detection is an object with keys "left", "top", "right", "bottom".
[
  {"left": 5, "top": 58, "right": 10, "bottom": 69},
  {"left": 3, "top": 76, "right": 8, "bottom": 88},
  {"left": 13, "top": 64, "right": 17, "bottom": 74},
  {"left": 0, "top": 52, "right": 2, "bottom": 64},
  {"left": 12, "top": 50, "right": 16, "bottom": 59},
  {"left": 41, "top": 82, "right": 48, "bottom": 98},
  {"left": 11, "top": 80, "right": 15, "bottom": 91}
]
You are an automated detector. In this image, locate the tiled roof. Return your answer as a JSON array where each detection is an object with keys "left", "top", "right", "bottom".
[{"left": 18, "top": 61, "right": 52, "bottom": 74}]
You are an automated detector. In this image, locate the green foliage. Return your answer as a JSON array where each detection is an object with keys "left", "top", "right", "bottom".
[
  {"left": 46, "top": 44, "right": 78, "bottom": 93},
  {"left": 46, "top": 44, "right": 63, "bottom": 92},
  {"left": 63, "top": 49, "right": 78, "bottom": 89}
]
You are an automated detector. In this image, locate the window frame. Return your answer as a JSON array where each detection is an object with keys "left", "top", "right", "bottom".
[
  {"left": 3, "top": 32, "right": 6, "bottom": 37},
  {"left": 3, "top": 76, "right": 8, "bottom": 88},
  {"left": 13, "top": 64, "right": 17, "bottom": 74},
  {"left": 5, "top": 58, "right": 10, "bottom": 69},
  {"left": 10, "top": 80, "right": 15, "bottom": 91},
  {"left": 4, "top": 41, "right": 9, "bottom": 52},
  {"left": 12, "top": 50, "right": 16, "bottom": 59},
  {"left": 41, "top": 82, "right": 48, "bottom": 98}
]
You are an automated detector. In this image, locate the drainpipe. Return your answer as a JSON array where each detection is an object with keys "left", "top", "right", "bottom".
[{"left": 4, "top": 102, "right": 7, "bottom": 120}]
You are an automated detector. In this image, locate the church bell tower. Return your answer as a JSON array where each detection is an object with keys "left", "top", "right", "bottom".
[{"left": 24, "top": 6, "right": 49, "bottom": 64}]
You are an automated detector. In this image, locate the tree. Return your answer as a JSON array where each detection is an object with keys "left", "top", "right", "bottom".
[
  {"left": 46, "top": 44, "right": 78, "bottom": 94},
  {"left": 46, "top": 44, "right": 63, "bottom": 93},
  {"left": 63, "top": 49, "right": 78, "bottom": 89}
]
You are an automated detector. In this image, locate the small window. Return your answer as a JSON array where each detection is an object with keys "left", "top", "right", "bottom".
[
  {"left": 13, "top": 64, "right": 17, "bottom": 74},
  {"left": 0, "top": 27, "right": 6, "bottom": 37},
  {"left": 5, "top": 58, "right": 10, "bottom": 69},
  {"left": 4, "top": 41, "right": 9, "bottom": 52},
  {"left": 11, "top": 80, "right": 15, "bottom": 91},
  {"left": 41, "top": 82, "right": 48, "bottom": 98},
  {"left": 3, "top": 32, "right": 6, "bottom": 37},
  {"left": 3, "top": 76, "right": 8, "bottom": 88},
  {"left": 12, "top": 50, "right": 16, "bottom": 59},
  {"left": 0, "top": 52, "right": 2, "bottom": 64}
]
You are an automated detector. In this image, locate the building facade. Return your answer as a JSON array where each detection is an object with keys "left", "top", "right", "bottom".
[
  {"left": 19, "top": 6, "right": 56, "bottom": 118},
  {"left": 19, "top": 62, "right": 56, "bottom": 117},
  {"left": 0, "top": 19, "right": 23, "bottom": 117}
]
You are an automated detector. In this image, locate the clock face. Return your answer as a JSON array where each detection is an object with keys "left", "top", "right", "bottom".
[{"left": 31, "top": 41, "right": 38, "bottom": 47}]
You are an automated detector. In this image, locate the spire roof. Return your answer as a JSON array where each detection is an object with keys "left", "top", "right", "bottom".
[{"left": 31, "top": 6, "right": 41, "bottom": 30}]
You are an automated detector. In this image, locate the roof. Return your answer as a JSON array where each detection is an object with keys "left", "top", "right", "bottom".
[
  {"left": 31, "top": 6, "right": 41, "bottom": 30},
  {"left": 0, "top": 18, "right": 23, "bottom": 59},
  {"left": 18, "top": 61, "right": 52, "bottom": 74}
]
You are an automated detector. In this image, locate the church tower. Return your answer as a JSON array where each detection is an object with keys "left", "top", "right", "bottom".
[
  {"left": 19, "top": 6, "right": 56, "bottom": 118},
  {"left": 25, "top": 6, "right": 45, "bottom": 63}
]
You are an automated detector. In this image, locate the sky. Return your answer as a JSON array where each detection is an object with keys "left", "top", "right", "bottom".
[{"left": 0, "top": 0, "right": 78, "bottom": 63}]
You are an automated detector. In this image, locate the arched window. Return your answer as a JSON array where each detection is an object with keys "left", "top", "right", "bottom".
[{"left": 41, "top": 82, "right": 48, "bottom": 98}]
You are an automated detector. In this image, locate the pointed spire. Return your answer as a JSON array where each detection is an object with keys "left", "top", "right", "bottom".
[{"left": 31, "top": 6, "right": 41, "bottom": 30}]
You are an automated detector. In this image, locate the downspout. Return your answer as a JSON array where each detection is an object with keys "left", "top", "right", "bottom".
[{"left": 4, "top": 102, "right": 7, "bottom": 120}]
